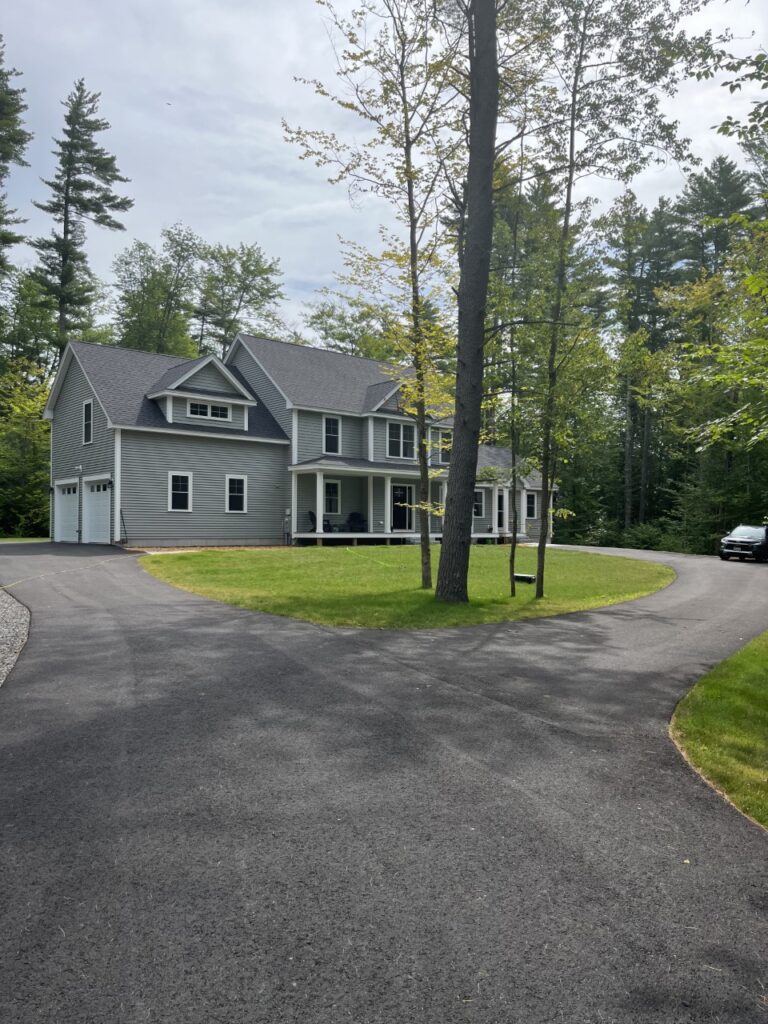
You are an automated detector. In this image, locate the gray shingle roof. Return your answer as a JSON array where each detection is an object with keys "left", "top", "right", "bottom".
[
  {"left": 68, "top": 341, "right": 287, "bottom": 441},
  {"left": 149, "top": 356, "right": 210, "bottom": 394},
  {"left": 476, "top": 444, "right": 544, "bottom": 489},
  {"left": 235, "top": 335, "right": 406, "bottom": 415}
]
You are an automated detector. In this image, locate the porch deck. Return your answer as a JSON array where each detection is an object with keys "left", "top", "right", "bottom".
[{"left": 292, "top": 531, "right": 518, "bottom": 546}]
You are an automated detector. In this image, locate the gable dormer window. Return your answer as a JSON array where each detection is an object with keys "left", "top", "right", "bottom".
[
  {"left": 83, "top": 400, "right": 93, "bottom": 445},
  {"left": 187, "top": 400, "right": 231, "bottom": 421},
  {"left": 323, "top": 415, "right": 341, "bottom": 454}
]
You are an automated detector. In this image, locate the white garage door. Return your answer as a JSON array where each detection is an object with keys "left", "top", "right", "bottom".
[
  {"left": 55, "top": 483, "right": 79, "bottom": 542},
  {"left": 83, "top": 480, "right": 111, "bottom": 544}
]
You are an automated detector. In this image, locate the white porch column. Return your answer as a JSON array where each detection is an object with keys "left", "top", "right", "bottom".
[
  {"left": 367, "top": 475, "right": 374, "bottom": 532},
  {"left": 502, "top": 487, "right": 509, "bottom": 534},
  {"left": 492, "top": 485, "right": 499, "bottom": 534},
  {"left": 316, "top": 471, "right": 324, "bottom": 533},
  {"left": 384, "top": 474, "right": 392, "bottom": 533},
  {"left": 290, "top": 472, "right": 298, "bottom": 537},
  {"left": 521, "top": 488, "right": 527, "bottom": 532}
]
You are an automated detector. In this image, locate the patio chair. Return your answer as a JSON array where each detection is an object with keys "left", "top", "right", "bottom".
[{"left": 345, "top": 511, "right": 368, "bottom": 533}]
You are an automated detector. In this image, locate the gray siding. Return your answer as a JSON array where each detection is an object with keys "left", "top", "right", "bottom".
[
  {"left": 120, "top": 431, "right": 288, "bottom": 546},
  {"left": 51, "top": 355, "right": 114, "bottom": 541},
  {"left": 229, "top": 346, "right": 292, "bottom": 435},
  {"left": 371, "top": 476, "right": 385, "bottom": 532},
  {"left": 171, "top": 396, "right": 246, "bottom": 430},
  {"left": 471, "top": 485, "right": 493, "bottom": 534},
  {"left": 182, "top": 362, "right": 239, "bottom": 394},
  {"left": 296, "top": 411, "right": 364, "bottom": 462}
]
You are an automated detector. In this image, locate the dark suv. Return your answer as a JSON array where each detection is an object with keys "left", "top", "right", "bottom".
[{"left": 719, "top": 524, "right": 768, "bottom": 562}]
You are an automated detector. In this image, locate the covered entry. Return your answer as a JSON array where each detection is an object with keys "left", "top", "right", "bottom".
[
  {"left": 54, "top": 481, "right": 79, "bottom": 542},
  {"left": 82, "top": 478, "right": 111, "bottom": 543}
]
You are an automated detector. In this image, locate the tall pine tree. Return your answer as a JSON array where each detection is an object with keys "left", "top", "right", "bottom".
[
  {"left": 33, "top": 79, "right": 132, "bottom": 355},
  {"left": 0, "top": 35, "right": 32, "bottom": 273}
]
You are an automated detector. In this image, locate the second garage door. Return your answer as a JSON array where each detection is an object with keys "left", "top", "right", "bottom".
[{"left": 83, "top": 480, "right": 111, "bottom": 544}]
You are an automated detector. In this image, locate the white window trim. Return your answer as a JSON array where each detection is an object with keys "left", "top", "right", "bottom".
[
  {"left": 225, "top": 474, "right": 248, "bottom": 514},
  {"left": 473, "top": 489, "right": 485, "bottom": 519},
  {"left": 83, "top": 399, "right": 93, "bottom": 445},
  {"left": 168, "top": 471, "right": 193, "bottom": 512},
  {"left": 387, "top": 420, "right": 416, "bottom": 460},
  {"left": 323, "top": 414, "right": 342, "bottom": 455},
  {"left": 526, "top": 492, "right": 537, "bottom": 521},
  {"left": 324, "top": 478, "right": 341, "bottom": 516},
  {"left": 186, "top": 399, "right": 232, "bottom": 422}
]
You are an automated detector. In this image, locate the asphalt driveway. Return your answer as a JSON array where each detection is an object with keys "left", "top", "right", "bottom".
[{"left": 0, "top": 543, "right": 766, "bottom": 1024}]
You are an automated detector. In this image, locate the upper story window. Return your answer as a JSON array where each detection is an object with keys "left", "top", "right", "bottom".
[
  {"left": 526, "top": 492, "right": 537, "bottom": 519},
  {"left": 473, "top": 490, "right": 485, "bottom": 518},
  {"left": 324, "top": 415, "right": 341, "bottom": 455},
  {"left": 433, "top": 428, "right": 451, "bottom": 464},
  {"left": 188, "top": 400, "right": 231, "bottom": 421},
  {"left": 388, "top": 421, "right": 415, "bottom": 459},
  {"left": 83, "top": 400, "right": 93, "bottom": 445}
]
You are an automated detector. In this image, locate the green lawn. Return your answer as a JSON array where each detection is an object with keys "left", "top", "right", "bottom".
[
  {"left": 672, "top": 631, "right": 768, "bottom": 829},
  {"left": 141, "top": 544, "right": 674, "bottom": 629}
]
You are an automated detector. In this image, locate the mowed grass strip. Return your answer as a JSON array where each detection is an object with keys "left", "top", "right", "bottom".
[
  {"left": 142, "top": 544, "right": 674, "bottom": 629},
  {"left": 672, "top": 631, "right": 768, "bottom": 829}
]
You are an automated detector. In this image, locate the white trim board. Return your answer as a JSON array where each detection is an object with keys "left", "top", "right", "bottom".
[{"left": 116, "top": 425, "right": 289, "bottom": 444}]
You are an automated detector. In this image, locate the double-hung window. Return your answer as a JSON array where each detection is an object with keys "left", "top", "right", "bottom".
[
  {"left": 473, "top": 490, "right": 485, "bottom": 518},
  {"left": 83, "top": 400, "right": 93, "bottom": 445},
  {"left": 387, "top": 421, "right": 415, "bottom": 459},
  {"left": 526, "top": 492, "right": 537, "bottom": 519},
  {"left": 226, "top": 475, "right": 247, "bottom": 513},
  {"left": 324, "top": 416, "right": 340, "bottom": 455},
  {"left": 324, "top": 479, "right": 340, "bottom": 515},
  {"left": 168, "top": 472, "right": 192, "bottom": 511}
]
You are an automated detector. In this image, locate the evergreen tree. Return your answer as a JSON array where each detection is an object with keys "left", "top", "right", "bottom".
[
  {"left": 675, "top": 156, "right": 755, "bottom": 274},
  {"left": 0, "top": 35, "right": 32, "bottom": 273},
  {"left": 33, "top": 79, "right": 132, "bottom": 355}
]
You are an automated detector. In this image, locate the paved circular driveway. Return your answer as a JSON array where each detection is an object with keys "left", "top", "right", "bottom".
[{"left": 0, "top": 543, "right": 766, "bottom": 1023}]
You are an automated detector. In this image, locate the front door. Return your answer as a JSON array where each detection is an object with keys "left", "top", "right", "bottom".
[{"left": 392, "top": 484, "right": 414, "bottom": 531}]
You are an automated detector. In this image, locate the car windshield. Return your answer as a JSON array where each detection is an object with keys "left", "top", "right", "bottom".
[{"left": 729, "top": 526, "right": 764, "bottom": 539}]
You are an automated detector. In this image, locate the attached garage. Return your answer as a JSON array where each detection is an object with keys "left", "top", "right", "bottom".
[
  {"left": 82, "top": 479, "right": 111, "bottom": 544},
  {"left": 54, "top": 482, "right": 79, "bottom": 543}
]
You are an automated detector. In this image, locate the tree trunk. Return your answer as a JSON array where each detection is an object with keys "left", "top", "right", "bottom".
[
  {"left": 638, "top": 403, "right": 651, "bottom": 523},
  {"left": 623, "top": 376, "right": 633, "bottom": 530},
  {"left": 534, "top": 8, "right": 588, "bottom": 600},
  {"left": 435, "top": 0, "right": 498, "bottom": 603}
]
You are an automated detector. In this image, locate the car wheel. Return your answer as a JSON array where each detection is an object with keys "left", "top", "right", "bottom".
[
  {"left": 756, "top": 554, "right": 766, "bottom": 564},
  {"left": 719, "top": 553, "right": 730, "bottom": 560}
]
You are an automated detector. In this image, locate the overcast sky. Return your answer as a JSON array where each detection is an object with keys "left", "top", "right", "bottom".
[{"left": 3, "top": 0, "right": 766, "bottom": 329}]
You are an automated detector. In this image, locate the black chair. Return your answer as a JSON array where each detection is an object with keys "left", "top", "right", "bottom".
[
  {"left": 307, "top": 510, "right": 332, "bottom": 533},
  {"left": 345, "top": 511, "right": 368, "bottom": 533}
]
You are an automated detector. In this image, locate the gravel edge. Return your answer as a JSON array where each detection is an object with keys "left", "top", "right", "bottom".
[{"left": 0, "top": 587, "right": 30, "bottom": 687}]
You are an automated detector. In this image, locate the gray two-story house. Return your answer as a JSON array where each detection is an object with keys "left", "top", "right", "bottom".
[{"left": 44, "top": 335, "right": 547, "bottom": 547}]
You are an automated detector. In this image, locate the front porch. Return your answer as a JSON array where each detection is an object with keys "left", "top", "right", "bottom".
[{"left": 290, "top": 465, "right": 526, "bottom": 545}]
